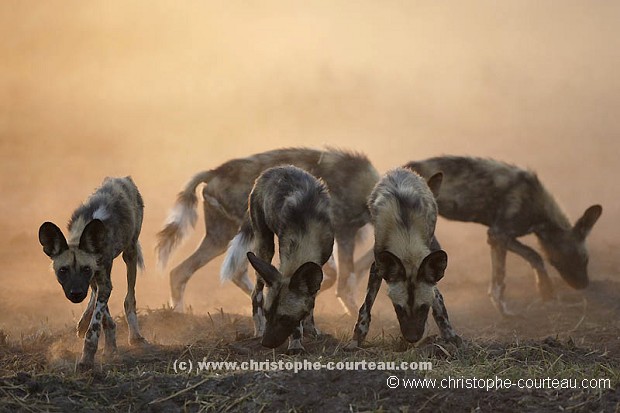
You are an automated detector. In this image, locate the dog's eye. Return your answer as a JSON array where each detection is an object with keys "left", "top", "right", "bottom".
[
  {"left": 82, "top": 266, "right": 92, "bottom": 276},
  {"left": 57, "top": 267, "right": 69, "bottom": 277}
]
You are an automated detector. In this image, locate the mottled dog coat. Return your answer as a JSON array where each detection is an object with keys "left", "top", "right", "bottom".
[
  {"left": 407, "top": 156, "right": 602, "bottom": 315},
  {"left": 348, "top": 168, "right": 459, "bottom": 348},
  {"left": 222, "top": 166, "right": 334, "bottom": 352},
  {"left": 38, "top": 177, "right": 146, "bottom": 370},
  {"left": 156, "top": 148, "right": 378, "bottom": 315}
]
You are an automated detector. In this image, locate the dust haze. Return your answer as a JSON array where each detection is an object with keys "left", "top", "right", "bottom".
[{"left": 1, "top": 1, "right": 619, "bottom": 340}]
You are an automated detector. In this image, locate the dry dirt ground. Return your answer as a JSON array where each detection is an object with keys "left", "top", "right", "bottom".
[{"left": 1, "top": 233, "right": 619, "bottom": 412}]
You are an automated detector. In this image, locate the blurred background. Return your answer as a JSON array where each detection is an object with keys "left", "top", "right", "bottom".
[{"left": 1, "top": 1, "right": 618, "bottom": 334}]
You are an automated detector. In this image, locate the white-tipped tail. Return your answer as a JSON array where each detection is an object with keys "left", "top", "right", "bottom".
[
  {"left": 220, "top": 230, "right": 253, "bottom": 284},
  {"left": 155, "top": 199, "right": 197, "bottom": 271},
  {"left": 155, "top": 170, "right": 213, "bottom": 271}
]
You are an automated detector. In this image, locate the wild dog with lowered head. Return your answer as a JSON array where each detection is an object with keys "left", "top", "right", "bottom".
[
  {"left": 406, "top": 156, "right": 602, "bottom": 316},
  {"left": 347, "top": 168, "right": 460, "bottom": 349},
  {"left": 38, "top": 177, "right": 146, "bottom": 370},
  {"left": 156, "top": 148, "right": 378, "bottom": 315},
  {"left": 221, "top": 165, "right": 334, "bottom": 353}
]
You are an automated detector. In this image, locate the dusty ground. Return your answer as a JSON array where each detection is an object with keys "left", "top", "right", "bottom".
[{"left": 2, "top": 1, "right": 620, "bottom": 411}]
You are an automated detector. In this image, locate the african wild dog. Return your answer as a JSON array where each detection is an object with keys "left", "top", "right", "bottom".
[
  {"left": 347, "top": 168, "right": 460, "bottom": 349},
  {"left": 221, "top": 166, "right": 334, "bottom": 353},
  {"left": 404, "top": 156, "right": 602, "bottom": 316},
  {"left": 38, "top": 177, "right": 146, "bottom": 370},
  {"left": 156, "top": 148, "right": 379, "bottom": 315}
]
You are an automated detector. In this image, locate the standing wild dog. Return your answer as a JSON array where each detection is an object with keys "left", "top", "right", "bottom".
[
  {"left": 221, "top": 166, "right": 334, "bottom": 353},
  {"left": 347, "top": 168, "right": 460, "bottom": 349},
  {"left": 156, "top": 148, "right": 379, "bottom": 315},
  {"left": 38, "top": 177, "right": 147, "bottom": 370},
  {"left": 404, "top": 156, "right": 602, "bottom": 316}
]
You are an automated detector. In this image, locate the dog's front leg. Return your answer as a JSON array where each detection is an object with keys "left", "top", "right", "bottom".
[
  {"left": 123, "top": 244, "right": 146, "bottom": 346},
  {"left": 101, "top": 304, "right": 117, "bottom": 356},
  {"left": 431, "top": 288, "right": 462, "bottom": 346},
  {"left": 506, "top": 237, "right": 554, "bottom": 301},
  {"left": 287, "top": 322, "right": 305, "bottom": 355},
  {"left": 251, "top": 278, "right": 266, "bottom": 337},
  {"left": 302, "top": 309, "right": 320, "bottom": 337},
  {"left": 78, "top": 264, "right": 113, "bottom": 371},
  {"left": 77, "top": 284, "right": 97, "bottom": 338}
]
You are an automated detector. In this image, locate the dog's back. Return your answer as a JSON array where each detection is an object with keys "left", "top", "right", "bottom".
[
  {"left": 68, "top": 176, "right": 144, "bottom": 262},
  {"left": 205, "top": 148, "right": 377, "bottom": 228},
  {"left": 250, "top": 165, "right": 334, "bottom": 275},
  {"left": 406, "top": 156, "right": 566, "bottom": 235},
  {"left": 369, "top": 168, "right": 438, "bottom": 270}
]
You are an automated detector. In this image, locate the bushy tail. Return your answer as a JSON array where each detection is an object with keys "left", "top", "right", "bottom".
[
  {"left": 156, "top": 170, "right": 214, "bottom": 270},
  {"left": 220, "top": 220, "right": 254, "bottom": 284}
]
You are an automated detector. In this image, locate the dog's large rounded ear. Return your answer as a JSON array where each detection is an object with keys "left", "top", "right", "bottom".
[
  {"left": 376, "top": 251, "right": 406, "bottom": 283},
  {"left": 289, "top": 262, "right": 323, "bottom": 295},
  {"left": 426, "top": 172, "right": 443, "bottom": 198},
  {"left": 247, "top": 252, "right": 281, "bottom": 287},
  {"left": 417, "top": 250, "right": 448, "bottom": 284},
  {"left": 39, "top": 222, "right": 68, "bottom": 258},
  {"left": 79, "top": 219, "right": 107, "bottom": 254},
  {"left": 573, "top": 205, "right": 602, "bottom": 240}
]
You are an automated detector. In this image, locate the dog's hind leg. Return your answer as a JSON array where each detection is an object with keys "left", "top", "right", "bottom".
[
  {"left": 487, "top": 230, "right": 513, "bottom": 317},
  {"left": 319, "top": 254, "right": 337, "bottom": 291},
  {"left": 353, "top": 248, "right": 374, "bottom": 280},
  {"left": 335, "top": 227, "right": 360, "bottom": 316},
  {"left": 346, "top": 263, "right": 382, "bottom": 349},
  {"left": 231, "top": 269, "right": 254, "bottom": 296},
  {"left": 169, "top": 201, "right": 238, "bottom": 312},
  {"left": 123, "top": 243, "right": 146, "bottom": 346}
]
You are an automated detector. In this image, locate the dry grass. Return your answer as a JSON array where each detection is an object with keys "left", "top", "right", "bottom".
[{"left": 1, "top": 306, "right": 619, "bottom": 412}]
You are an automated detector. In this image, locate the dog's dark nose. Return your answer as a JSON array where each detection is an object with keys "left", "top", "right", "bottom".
[{"left": 69, "top": 291, "right": 87, "bottom": 303}]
